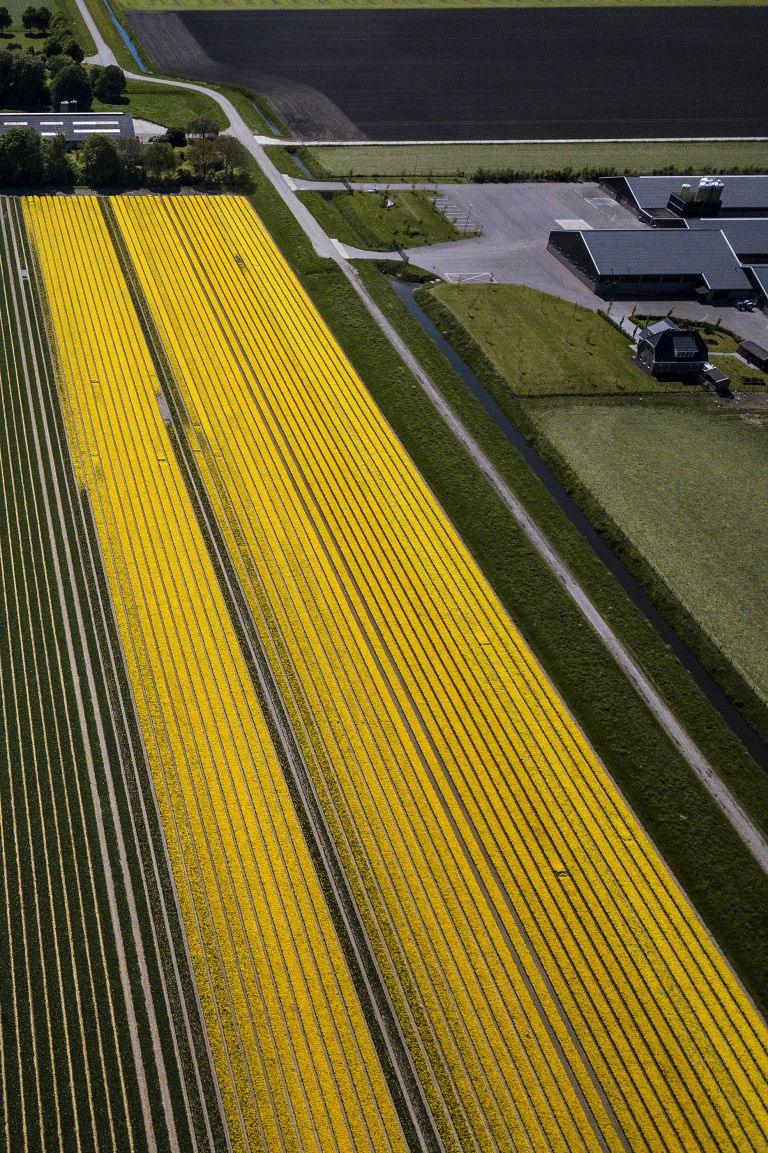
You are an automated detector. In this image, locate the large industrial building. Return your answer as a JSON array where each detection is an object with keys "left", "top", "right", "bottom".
[
  {"left": 600, "top": 174, "right": 768, "bottom": 225},
  {"left": 548, "top": 174, "right": 768, "bottom": 306}
]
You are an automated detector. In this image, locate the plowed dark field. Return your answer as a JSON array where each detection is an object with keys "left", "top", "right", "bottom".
[{"left": 129, "top": 7, "right": 768, "bottom": 142}]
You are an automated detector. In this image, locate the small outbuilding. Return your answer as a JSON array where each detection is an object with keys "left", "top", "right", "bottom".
[
  {"left": 699, "top": 363, "right": 731, "bottom": 393},
  {"left": 636, "top": 318, "right": 708, "bottom": 378},
  {"left": 737, "top": 340, "right": 768, "bottom": 372}
]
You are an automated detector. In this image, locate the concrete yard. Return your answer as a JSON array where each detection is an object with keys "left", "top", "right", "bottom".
[{"left": 406, "top": 182, "right": 643, "bottom": 307}]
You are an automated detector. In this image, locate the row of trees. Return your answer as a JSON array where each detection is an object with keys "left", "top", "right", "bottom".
[
  {"left": 0, "top": 125, "right": 254, "bottom": 190},
  {"left": 0, "top": 51, "right": 124, "bottom": 110},
  {"left": 0, "top": 6, "right": 54, "bottom": 36}
]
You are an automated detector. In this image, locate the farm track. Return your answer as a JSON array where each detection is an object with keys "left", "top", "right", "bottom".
[
  {"left": 0, "top": 197, "right": 211, "bottom": 1153},
  {"left": 24, "top": 194, "right": 411, "bottom": 1153},
  {"left": 112, "top": 192, "right": 768, "bottom": 1153}
]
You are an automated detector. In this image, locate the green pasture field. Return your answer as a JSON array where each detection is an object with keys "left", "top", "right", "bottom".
[
  {"left": 0, "top": 0, "right": 96, "bottom": 54},
  {"left": 120, "top": 0, "right": 768, "bottom": 10},
  {"left": 94, "top": 78, "right": 228, "bottom": 129},
  {"left": 298, "top": 188, "right": 462, "bottom": 249},
  {"left": 529, "top": 398, "right": 768, "bottom": 705},
  {"left": 293, "top": 140, "right": 768, "bottom": 180},
  {"left": 423, "top": 283, "right": 677, "bottom": 396}
]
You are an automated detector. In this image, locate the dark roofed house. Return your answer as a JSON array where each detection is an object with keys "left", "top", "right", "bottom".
[
  {"left": 547, "top": 228, "right": 751, "bottom": 303},
  {"left": 636, "top": 319, "right": 708, "bottom": 378}
]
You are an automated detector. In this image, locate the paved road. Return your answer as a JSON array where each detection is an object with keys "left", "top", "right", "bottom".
[{"left": 74, "top": 0, "right": 768, "bottom": 878}]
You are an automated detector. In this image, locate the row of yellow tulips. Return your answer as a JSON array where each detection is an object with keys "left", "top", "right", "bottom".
[
  {"left": 113, "top": 192, "right": 768, "bottom": 1153},
  {"left": 24, "top": 195, "right": 408, "bottom": 1153}
]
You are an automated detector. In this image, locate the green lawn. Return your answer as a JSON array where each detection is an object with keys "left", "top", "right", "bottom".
[
  {"left": 1, "top": 0, "right": 96, "bottom": 54},
  {"left": 303, "top": 140, "right": 768, "bottom": 180},
  {"left": 712, "top": 354, "right": 768, "bottom": 390},
  {"left": 295, "top": 140, "right": 765, "bottom": 179},
  {"left": 298, "top": 189, "right": 462, "bottom": 250},
  {"left": 423, "top": 283, "right": 678, "bottom": 397},
  {"left": 628, "top": 314, "right": 742, "bottom": 354},
  {"left": 529, "top": 399, "right": 768, "bottom": 704},
  {"left": 94, "top": 79, "right": 228, "bottom": 129}
]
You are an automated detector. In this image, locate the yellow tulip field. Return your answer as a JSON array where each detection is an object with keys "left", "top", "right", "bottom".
[
  {"left": 23, "top": 195, "right": 408, "bottom": 1153},
  {"left": 22, "top": 191, "right": 768, "bottom": 1153}
]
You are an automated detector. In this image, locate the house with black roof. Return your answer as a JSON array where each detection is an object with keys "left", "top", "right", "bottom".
[{"left": 636, "top": 319, "right": 708, "bottom": 378}]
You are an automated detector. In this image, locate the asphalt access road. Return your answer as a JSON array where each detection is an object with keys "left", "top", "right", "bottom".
[{"left": 130, "top": 7, "right": 768, "bottom": 142}]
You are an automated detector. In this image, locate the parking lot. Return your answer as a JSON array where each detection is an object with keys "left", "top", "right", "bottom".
[{"left": 406, "top": 182, "right": 643, "bottom": 307}]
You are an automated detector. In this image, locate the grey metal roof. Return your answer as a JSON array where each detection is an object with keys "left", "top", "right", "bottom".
[
  {"left": 622, "top": 175, "right": 768, "bottom": 214},
  {"left": 0, "top": 112, "right": 134, "bottom": 144},
  {"left": 746, "top": 265, "right": 768, "bottom": 298},
  {"left": 672, "top": 332, "right": 701, "bottom": 356},
  {"left": 641, "top": 318, "right": 678, "bottom": 343},
  {"left": 686, "top": 217, "right": 768, "bottom": 258},
  {"left": 579, "top": 229, "right": 751, "bottom": 291}
]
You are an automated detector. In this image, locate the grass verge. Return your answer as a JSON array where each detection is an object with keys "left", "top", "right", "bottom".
[
  {"left": 300, "top": 140, "right": 768, "bottom": 181},
  {"left": 298, "top": 189, "right": 462, "bottom": 250},
  {"left": 240, "top": 158, "right": 768, "bottom": 1016},
  {"left": 95, "top": 78, "right": 228, "bottom": 129}
]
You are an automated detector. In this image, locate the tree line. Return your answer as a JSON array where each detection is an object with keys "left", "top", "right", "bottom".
[
  {"left": 0, "top": 7, "right": 108, "bottom": 109},
  {"left": 0, "top": 118, "right": 254, "bottom": 190}
]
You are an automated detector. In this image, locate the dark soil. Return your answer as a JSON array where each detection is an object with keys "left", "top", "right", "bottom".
[{"left": 129, "top": 7, "right": 768, "bottom": 142}]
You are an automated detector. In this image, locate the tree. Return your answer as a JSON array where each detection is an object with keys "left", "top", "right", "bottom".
[
  {"left": 215, "top": 135, "right": 246, "bottom": 179},
  {"left": 61, "top": 38, "right": 83, "bottom": 62},
  {"left": 43, "top": 132, "right": 73, "bottom": 184},
  {"left": 186, "top": 114, "right": 219, "bottom": 140},
  {"left": 34, "top": 6, "right": 50, "bottom": 33},
  {"left": 91, "top": 64, "right": 125, "bottom": 102},
  {"left": 185, "top": 137, "right": 220, "bottom": 181},
  {"left": 46, "top": 52, "right": 71, "bottom": 76},
  {"left": 0, "top": 8, "right": 11, "bottom": 36},
  {"left": 142, "top": 140, "right": 178, "bottom": 182},
  {"left": 79, "top": 134, "right": 119, "bottom": 185},
  {"left": 11, "top": 53, "right": 47, "bottom": 105},
  {"left": 50, "top": 62, "right": 91, "bottom": 110},
  {"left": 116, "top": 134, "right": 141, "bottom": 182},
  {"left": 0, "top": 125, "right": 44, "bottom": 184},
  {"left": 43, "top": 36, "right": 61, "bottom": 56},
  {"left": 163, "top": 126, "right": 186, "bottom": 148},
  {"left": 21, "top": 6, "right": 37, "bottom": 33}
]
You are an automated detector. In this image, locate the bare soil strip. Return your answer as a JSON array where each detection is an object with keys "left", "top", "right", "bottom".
[{"left": 129, "top": 7, "right": 768, "bottom": 141}]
